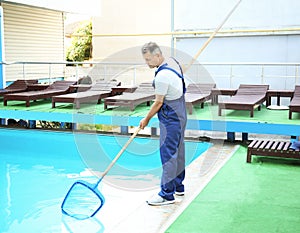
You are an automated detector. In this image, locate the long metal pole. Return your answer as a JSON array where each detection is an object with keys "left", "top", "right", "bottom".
[{"left": 171, "top": 0, "right": 175, "bottom": 56}]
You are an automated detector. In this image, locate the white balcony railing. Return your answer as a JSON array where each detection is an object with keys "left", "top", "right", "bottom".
[{"left": 2, "top": 61, "right": 299, "bottom": 92}]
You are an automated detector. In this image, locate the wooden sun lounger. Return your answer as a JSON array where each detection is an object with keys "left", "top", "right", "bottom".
[
  {"left": 52, "top": 81, "right": 120, "bottom": 109},
  {"left": 52, "top": 91, "right": 112, "bottom": 109},
  {"left": 104, "top": 82, "right": 155, "bottom": 111},
  {"left": 247, "top": 140, "right": 300, "bottom": 163},
  {"left": 0, "top": 79, "right": 38, "bottom": 96},
  {"left": 104, "top": 93, "right": 155, "bottom": 111},
  {"left": 289, "top": 85, "right": 300, "bottom": 119},
  {"left": 3, "top": 80, "right": 76, "bottom": 107},
  {"left": 185, "top": 83, "right": 216, "bottom": 114},
  {"left": 218, "top": 84, "right": 269, "bottom": 117}
]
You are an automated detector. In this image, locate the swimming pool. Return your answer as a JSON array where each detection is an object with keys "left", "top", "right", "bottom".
[{"left": 0, "top": 128, "right": 210, "bottom": 233}]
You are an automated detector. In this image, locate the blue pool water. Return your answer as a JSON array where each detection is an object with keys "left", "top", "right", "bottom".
[{"left": 0, "top": 128, "right": 211, "bottom": 233}]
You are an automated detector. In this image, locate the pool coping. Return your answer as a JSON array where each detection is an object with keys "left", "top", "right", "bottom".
[{"left": 100, "top": 139, "right": 239, "bottom": 233}]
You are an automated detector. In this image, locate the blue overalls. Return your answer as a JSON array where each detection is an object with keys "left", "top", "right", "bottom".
[{"left": 154, "top": 59, "right": 187, "bottom": 201}]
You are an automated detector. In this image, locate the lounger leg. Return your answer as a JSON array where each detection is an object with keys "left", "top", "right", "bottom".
[
  {"left": 246, "top": 149, "right": 252, "bottom": 163},
  {"left": 26, "top": 101, "right": 30, "bottom": 107},
  {"left": 250, "top": 110, "right": 254, "bottom": 117},
  {"left": 52, "top": 101, "right": 56, "bottom": 108},
  {"left": 75, "top": 101, "right": 80, "bottom": 109},
  {"left": 289, "top": 110, "right": 292, "bottom": 119},
  {"left": 212, "top": 95, "right": 218, "bottom": 104},
  {"left": 189, "top": 105, "right": 192, "bottom": 115},
  {"left": 218, "top": 107, "right": 222, "bottom": 116},
  {"left": 266, "top": 97, "right": 270, "bottom": 106},
  {"left": 186, "top": 103, "right": 192, "bottom": 115}
]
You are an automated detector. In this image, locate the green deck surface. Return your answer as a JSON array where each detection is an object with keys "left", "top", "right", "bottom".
[
  {"left": 166, "top": 146, "right": 300, "bottom": 233},
  {"left": 1, "top": 98, "right": 299, "bottom": 125}
]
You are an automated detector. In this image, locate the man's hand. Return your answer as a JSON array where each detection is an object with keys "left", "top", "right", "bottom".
[
  {"left": 139, "top": 94, "right": 164, "bottom": 130},
  {"left": 139, "top": 118, "right": 149, "bottom": 129}
]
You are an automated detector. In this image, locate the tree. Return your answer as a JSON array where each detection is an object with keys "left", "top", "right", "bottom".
[{"left": 66, "top": 20, "right": 92, "bottom": 62}]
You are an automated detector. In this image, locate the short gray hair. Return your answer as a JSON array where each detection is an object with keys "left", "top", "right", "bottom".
[{"left": 141, "top": 42, "right": 162, "bottom": 55}]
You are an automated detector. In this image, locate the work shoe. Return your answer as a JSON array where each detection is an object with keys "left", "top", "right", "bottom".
[
  {"left": 175, "top": 191, "right": 185, "bottom": 196},
  {"left": 147, "top": 195, "right": 175, "bottom": 206}
]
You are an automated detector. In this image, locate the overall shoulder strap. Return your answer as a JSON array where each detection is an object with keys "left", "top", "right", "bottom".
[{"left": 154, "top": 58, "right": 186, "bottom": 93}]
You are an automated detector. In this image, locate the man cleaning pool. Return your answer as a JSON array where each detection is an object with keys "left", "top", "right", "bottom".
[{"left": 139, "top": 42, "right": 187, "bottom": 206}]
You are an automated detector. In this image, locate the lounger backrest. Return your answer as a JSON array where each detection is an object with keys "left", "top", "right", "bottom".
[
  {"left": 139, "top": 82, "right": 153, "bottom": 87},
  {"left": 135, "top": 82, "right": 154, "bottom": 94},
  {"left": 236, "top": 84, "right": 269, "bottom": 95},
  {"left": 186, "top": 83, "right": 216, "bottom": 95},
  {"left": 294, "top": 85, "right": 300, "bottom": 97},
  {"left": 135, "top": 87, "right": 155, "bottom": 94},
  {"left": 6, "top": 79, "right": 38, "bottom": 90},
  {"left": 78, "top": 76, "right": 92, "bottom": 84},
  {"left": 47, "top": 81, "right": 76, "bottom": 90},
  {"left": 90, "top": 80, "right": 121, "bottom": 91}
]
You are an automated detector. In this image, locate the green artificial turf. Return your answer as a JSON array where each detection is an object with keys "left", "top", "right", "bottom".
[
  {"left": 1, "top": 99, "right": 299, "bottom": 125},
  {"left": 166, "top": 146, "right": 300, "bottom": 233}
]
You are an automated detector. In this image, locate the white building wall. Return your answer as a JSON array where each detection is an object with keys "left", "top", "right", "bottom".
[
  {"left": 175, "top": 0, "right": 300, "bottom": 31},
  {"left": 92, "top": 0, "right": 171, "bottom": 62},
  {"left": 173, "top": 0, "right": 300, "bottom": 92}
]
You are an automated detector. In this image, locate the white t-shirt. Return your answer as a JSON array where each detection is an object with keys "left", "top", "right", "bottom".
[{"left": 154, "top": 58, "right": 184, "bottom": 101}]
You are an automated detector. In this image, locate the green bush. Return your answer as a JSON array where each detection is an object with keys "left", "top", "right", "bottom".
[{"left": 66, "top": 20, "right": 92, "bottom": 62}]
